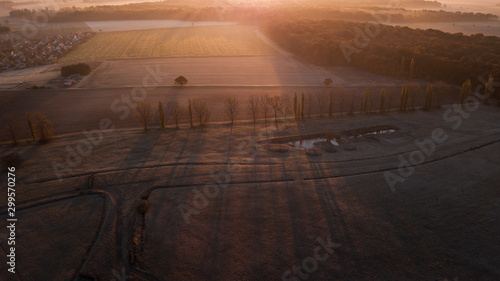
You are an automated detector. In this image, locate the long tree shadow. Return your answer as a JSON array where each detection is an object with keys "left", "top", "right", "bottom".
[{"left": 293, "top": 119, "right": 367, "bottom": 279}]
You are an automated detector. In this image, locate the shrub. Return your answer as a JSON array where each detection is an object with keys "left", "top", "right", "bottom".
[{"left": 61, "top": 63, "right": 92, "bottom": 77}]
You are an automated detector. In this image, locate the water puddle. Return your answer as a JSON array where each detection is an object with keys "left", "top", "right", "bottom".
[
  {"left": 288, "top": 138, "right": 340, "bottom": 148},
  {"left": 350, "top": 129, "right": 396, "bottom": 138}
]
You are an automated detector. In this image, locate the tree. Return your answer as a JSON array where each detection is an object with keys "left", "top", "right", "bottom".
[
  {"left": 260, "top": 95, "right": 271, "bottom": 126},
  {"left": 267, "top": 95, "right": 285, "bottom": 128},
  {"left": 32, "top": 112, "right": 53, "bottom": 142},
  {"left": 158, "top": 101, "right": 165, "bottom": 129},
  {"left": 484, "top": 76, "right": 494, "bottom": 104},
  {"left": 175, "top": 76, "right": 188, "bottom": 86},
  {"left": 248, "top": 96, "right": 259, "bottom": 124},
  {"left": 26, "top": 112, "right": 36, "bottom": 142},
  {"left": 305, "top": 94, "right": 312, "bottom": 118},
  {"left": 409, "top": 58, "right": 415, "bottom": 80},
  {"left": 300, "top": 92, "right": 305, "bottom": 119},
  {"left": 423, "top": 84, "right": 434, "bottom": 111},
  {"left": 188, "top": 98, "right": 194, "bottom": 127},
  {"left": 135, "top": 101, "right": 154, "bottom": 131},
  {"left": 191, "top": 99, "right": 210, "bottom": 126},
  {"left": 281, "top": 93, "right": 291, "bottom": 120},
  {"left": 339, "top": 94, "right": 345, "bottom": 116},
  {"left": 348, "top": 96, "right": 355, "bottom": 116},
  {"left": 459, "top": 79, "right": 471, "bottom": 106},
  {"left": 399, "top": 84, "right": 409, "bottom": 112},
  {"left": 380, "top": 89, "right": 386, "bottom": 114},
  {"left": 293, "top": 92, "right": 298, "bottom": 119},
  {"left": 387, "top": 93, "right": 392, "bottom": 112},
  {"left": 3, "top": 115, "right": 19, "bottom": 145},
  {"left": 362, "top": 88, "right": 369, "bottom": 114},
  {"left": 167, "top": 100, "right": 183, "bottom": 128},
  {"left": 223, "top": 97, "right": 239, "bottom": 124},
  {"left": 328, "top": 88, "right": 334, "bottom": 117},
  {"left": 324, "top": 78, "right": 333, "bottom": 87},
  {"left": 399, "top": 56, "right": 406, "bottom": 78},
  {"left": 315, "top": 92, "right": 326, "bottom": 117}
]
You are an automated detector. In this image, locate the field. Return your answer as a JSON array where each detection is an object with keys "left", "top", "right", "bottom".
[
  {"left": 84, "top": 20, "right": 236, "bottom": 32},
  {"left": 0, "top": 105, "right": 499, "bottom": 280},
  {"left": 62, "top": 25, "right": 278, "bottom": 61},
  {"left": 1, "top": 3, "right": 500, "bottom": 279}
]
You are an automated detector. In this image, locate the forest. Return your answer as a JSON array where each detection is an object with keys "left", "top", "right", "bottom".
[
  {"left": 263, "top": 19, "right": 500, "bottom": 85},
  {"left": 9, "top": 4, "right": 498, "bottom": 24}
]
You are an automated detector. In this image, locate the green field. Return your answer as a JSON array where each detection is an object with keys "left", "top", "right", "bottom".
[{"left": 62, "top": 25, "right": 278, "bottom": 61}]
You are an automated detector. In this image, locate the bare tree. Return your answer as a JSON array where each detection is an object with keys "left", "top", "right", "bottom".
[
  {"left": 167, "top": 100, "right": 183, "bottom": 128},
  {"left": 175, "top": 76, "right": 188, "bottom": 86},
  {"left": 191, "top": 99, "right": 210, "bottom": 126},
  {"left": 267, "top": 95, "right": 285, "bottom": 128},
  {"left": 32, "top": 112, "right": 53, "bottom": 142},
  {"left": 305, "top": 94, "right": 312, "bottom": 118},
  {"left": 223, "top": 97, "right": 239, "bottom": 124},
  {"left": 281, "top": 93, "right": 291, "bottom": 120},
  {"left": 248, "top": 96, "right": 260, "bottom": 124},
  {"left": 135, "top": 101, "right": 154, "bottom": 131},
  {"left": 26, "top": 112, "right": 36, "bottom": 142},
  {"left": 188, "top": 98, "right": 194, "bottom": 127},
  {"left": 3, "top": 115, "right": 19, "bottom": 145},
  {"left": 348, "top": 96, "right": 356, "bottom": 116},
  {"left": 339, "top": 94, "right": 345, "bottom": 116},
  {"left": 259, "top": 95, "right": 271, "bottom": 126},
  {"left": 315, "top": 92, "right": 327, "bottom": 117},
  {"left": 158, "top": 101, "right": 165, "bottom": 129}
]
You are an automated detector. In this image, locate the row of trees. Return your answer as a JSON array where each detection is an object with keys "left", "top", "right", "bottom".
[
  {"left": 3, "top": 112, "right": 53, "bottom": 145},
  {"left": 133, "top": 82, "right": 458, "bottom": 132},
  {"left": 263, "top": 19, "right": 500, "bottom": 86}
]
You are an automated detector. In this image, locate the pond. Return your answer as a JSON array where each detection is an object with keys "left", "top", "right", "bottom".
[{"left": 350, "top": 129, "right": 396, "bottom": 138}]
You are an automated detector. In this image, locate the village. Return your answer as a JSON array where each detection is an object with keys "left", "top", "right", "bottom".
[{"left": 0, "top": 31, "right": 94, "bottom": 71}]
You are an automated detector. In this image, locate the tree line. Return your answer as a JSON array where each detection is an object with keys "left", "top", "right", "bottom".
[
  {"left": 9, "top": 4, "right": 497, "bottom": 24},
  {"left": 3, "top": 79, "right": 493, "bottom": 145},
  {"left": 263, "top": 19, "right": 500, "bottom": 86}
]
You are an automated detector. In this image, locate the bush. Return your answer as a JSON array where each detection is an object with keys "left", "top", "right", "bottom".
[
  {"left": 2, "top": 153, "right": 22, "bottom": 171},
  {"left": 61, "top": 63, "right": 92, "bottom": 77}
]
